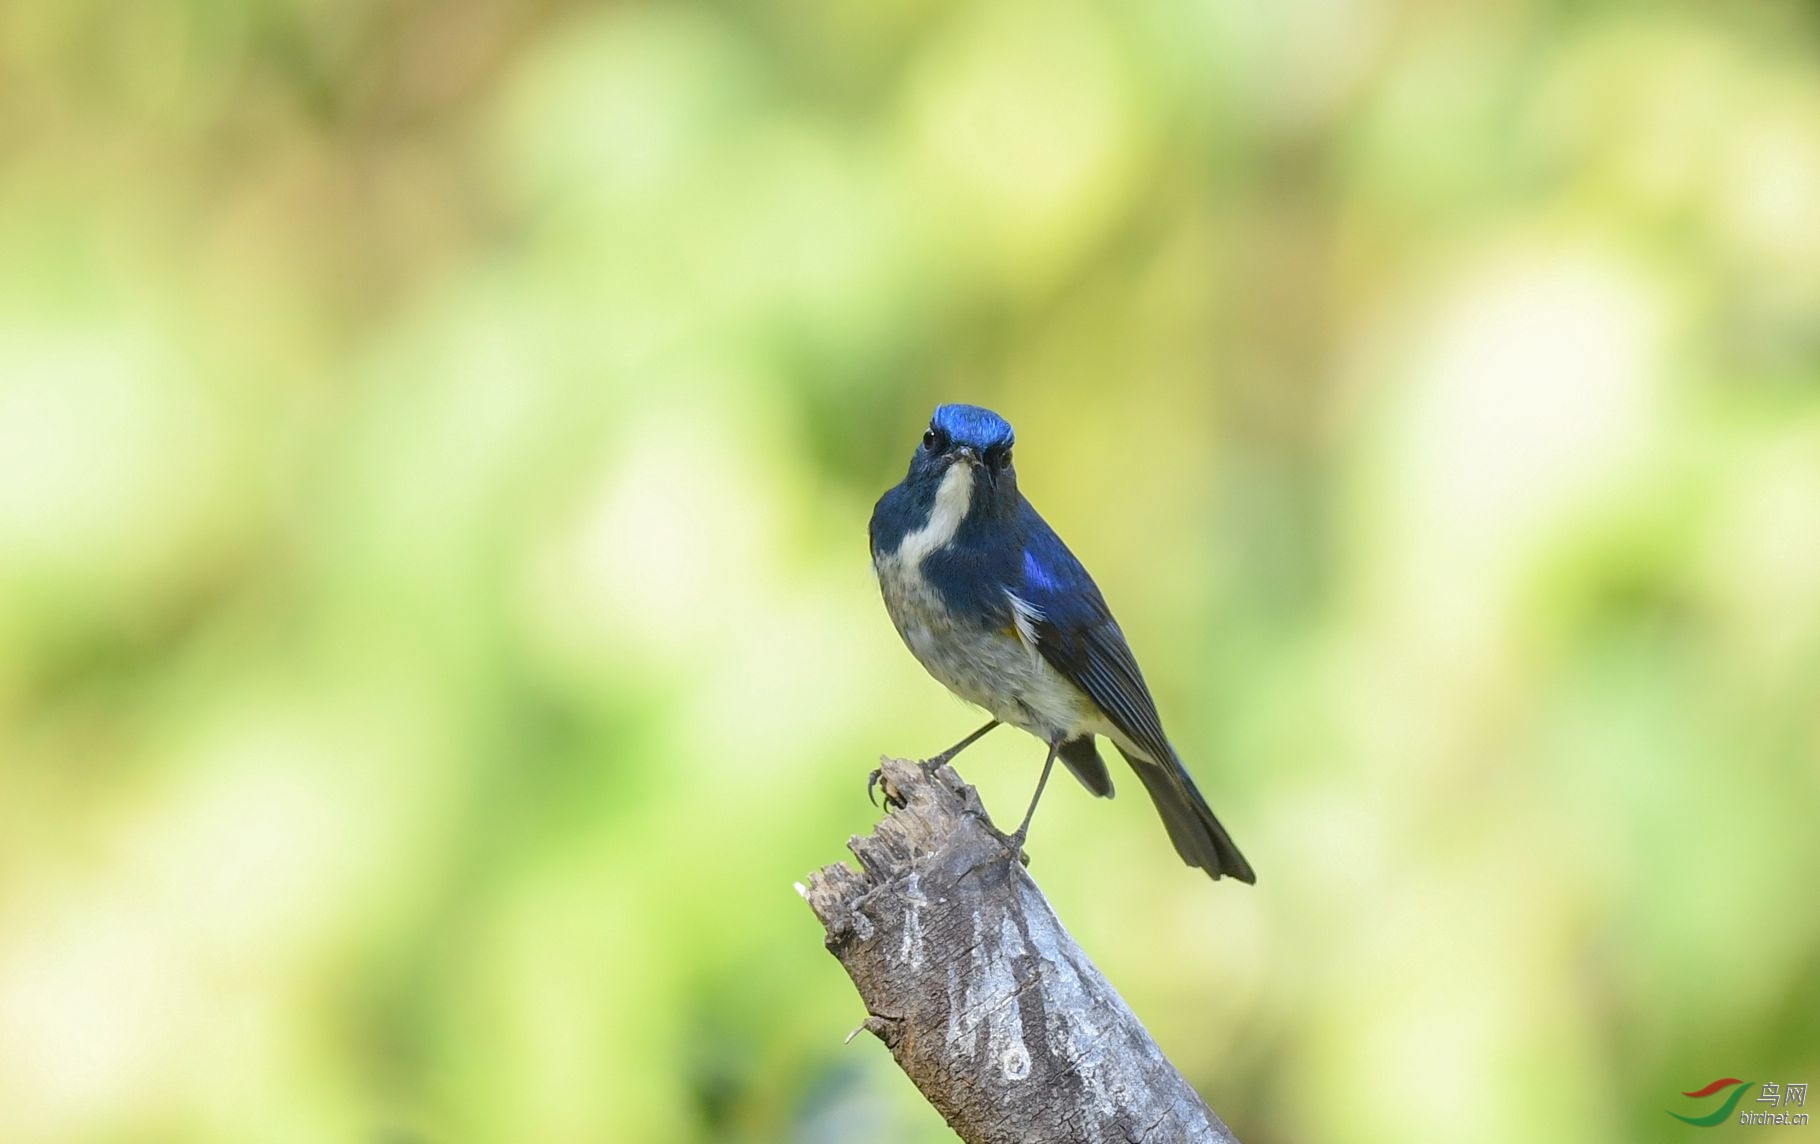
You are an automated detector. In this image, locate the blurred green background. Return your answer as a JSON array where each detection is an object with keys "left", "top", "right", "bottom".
[{"left": 2, "top": 1, "right": 1818, "bottom": 1141}]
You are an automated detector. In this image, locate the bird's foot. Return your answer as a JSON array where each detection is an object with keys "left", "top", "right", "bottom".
[
  {"left": 1001, "top": 827, "right": 1033, "bottom": 869},
  {"left": 867, "top": 767, "right": 907, "bottom": 810}
]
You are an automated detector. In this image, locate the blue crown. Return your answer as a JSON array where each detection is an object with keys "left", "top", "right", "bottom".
[{"left": 931, "top": 404, "right": 1014, "bottom": 449}]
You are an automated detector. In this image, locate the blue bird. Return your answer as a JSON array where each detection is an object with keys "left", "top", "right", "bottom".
[{"left": 869, "top": 403, "right": 1256, "bottom": 883}]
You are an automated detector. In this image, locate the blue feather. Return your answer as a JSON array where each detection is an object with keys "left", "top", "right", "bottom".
[
  {"left": 1013, "top": 503, "right": 1173, "bottom": 765},
  {"left": 931, "top": 404, "right": 1014, "bottom": 449}
]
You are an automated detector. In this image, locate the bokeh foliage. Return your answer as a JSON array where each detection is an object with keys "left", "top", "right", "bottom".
[{"left": 2, "top": 1, "right": 1818, "bottom": 1141}]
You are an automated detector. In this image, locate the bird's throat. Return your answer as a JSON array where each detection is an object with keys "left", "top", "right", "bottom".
[{"left": 896, "top": 462, "right": 973, "bottom": 567}]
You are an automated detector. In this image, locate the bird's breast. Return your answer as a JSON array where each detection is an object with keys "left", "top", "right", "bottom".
[{"left": 873, "top": 545, "right": 1101, "bottom": 743}]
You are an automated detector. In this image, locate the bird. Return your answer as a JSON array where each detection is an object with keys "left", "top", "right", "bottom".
[{"left": 868, "top": 403, "right": 1256, "bottom": 883}]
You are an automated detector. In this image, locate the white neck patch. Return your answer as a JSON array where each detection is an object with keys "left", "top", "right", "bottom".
[{"left": 895, "top": 461, "right": 973, "bottom": 567}]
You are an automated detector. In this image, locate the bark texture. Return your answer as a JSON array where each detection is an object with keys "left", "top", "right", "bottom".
[{"left": 799, "top": 755, "right": 1240, "bottom": 1144}]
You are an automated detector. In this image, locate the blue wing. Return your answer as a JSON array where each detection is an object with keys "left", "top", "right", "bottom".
[{"left": 1015, "top": 503, "right": 1172, "bottom": 764}]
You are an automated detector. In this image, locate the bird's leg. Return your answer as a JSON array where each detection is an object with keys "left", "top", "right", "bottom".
[
  {"left": 870, "top": 721, "right": 1002, "bottom": 809},
  {"left": 1004, "top": 738, "right": 1061, "bottom": 858},
  {"left": 922, "top": 720, "right": 1000, "bottom": 772}
]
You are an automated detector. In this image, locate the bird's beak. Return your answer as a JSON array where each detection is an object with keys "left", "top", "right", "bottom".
[{"left": 950, "top": 445, "right": 979, "bottom": 467}]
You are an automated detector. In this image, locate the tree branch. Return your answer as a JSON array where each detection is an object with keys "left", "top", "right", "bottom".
[{"left": 798, "top": 755, "right": 1241, "bottom": 1144}]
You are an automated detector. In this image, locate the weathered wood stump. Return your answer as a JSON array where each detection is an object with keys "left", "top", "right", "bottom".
[{"left": 799, "top": 755, "right": 1240, "bottom": 1144}]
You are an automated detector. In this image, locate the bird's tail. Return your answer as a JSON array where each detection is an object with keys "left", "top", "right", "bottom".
[{"left": 1117, "top": 745, "right": 1256, "bottom": 884}]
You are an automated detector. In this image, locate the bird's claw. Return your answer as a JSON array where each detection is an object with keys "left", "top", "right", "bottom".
[
  {"left": 867, "top": 767, "right": 907, "bottom": 810},
  {"left": 1002, "top": 830, "right": 1032, "bottom": 868}
]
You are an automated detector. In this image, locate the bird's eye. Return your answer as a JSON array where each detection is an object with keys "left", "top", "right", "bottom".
[
  {"left": 922, "top": 429, "right": 943, "bottom": 452},
  {"left": 993, "top": 448, "right": 1012, "bottom": 470}
]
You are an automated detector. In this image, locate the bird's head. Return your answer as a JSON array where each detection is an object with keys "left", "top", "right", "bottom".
[{"left": 900, "top": 403, "right": 1020, "bottom": 520}]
